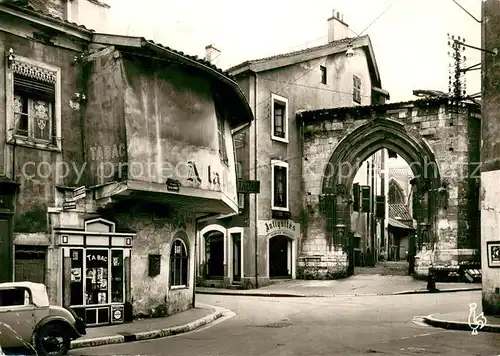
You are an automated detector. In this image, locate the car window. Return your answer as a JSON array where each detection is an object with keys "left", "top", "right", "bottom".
[{"left": 0, "top": 288, "right": 30, "bottom": 307}]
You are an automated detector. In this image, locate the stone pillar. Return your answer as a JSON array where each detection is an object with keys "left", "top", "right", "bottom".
[{"left": 481, "top": 0, "right": 500, "bottom": 315}]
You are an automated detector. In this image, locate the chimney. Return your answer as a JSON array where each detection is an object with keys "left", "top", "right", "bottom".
[
  {"left": 205, "top": 44, "right": 221, "bottom": 64},
  {"left": 64, "top": 0, "right": 111, "bottom": 32},
  {"left": 327, "top": 9, "right": 349, "bottom": 42}
]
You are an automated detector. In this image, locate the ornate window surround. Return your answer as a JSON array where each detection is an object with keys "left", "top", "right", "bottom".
[{"left": 5, "top": 55, "right": 62, "bottom": 152}]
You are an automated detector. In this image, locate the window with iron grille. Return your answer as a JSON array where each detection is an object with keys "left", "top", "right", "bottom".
[
  {"left": 6, "top": 56, "right": 61, "bottom": 150},
  {"left": 271, "top": 94, "right": 288, "bottom": 142},
  {"left": 272, "top": 160, "right": 288, "bottom": 210},
  {"left": 170, "top": 239, "right": 188, "bottom": 287},
  {"left": 320, "top": 65, "right": 327, "bottom": 84},
  {"left": 353, "top": 75, "right": 361, "bottom": 104}
]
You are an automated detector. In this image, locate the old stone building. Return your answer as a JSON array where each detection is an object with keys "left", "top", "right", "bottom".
[
  {"left": 299, "top": 98, "right": 481, "bottom": 278},
  {"left": 196, "top": 10, "right": 389, "bottom": 288},
  {"left": 481, "top": 0, "right": 500, "bottom": 316},
  {"left": 0, "top": 0, "right": 252, "bottom": 325}
]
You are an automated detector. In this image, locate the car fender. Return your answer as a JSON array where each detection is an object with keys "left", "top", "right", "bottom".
[{"left": 34, "top": 316, "right": 81, "bottom": 339}]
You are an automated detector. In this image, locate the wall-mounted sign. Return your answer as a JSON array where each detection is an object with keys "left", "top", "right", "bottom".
[
  {"left": 237, "top": 179, "right": 260, "bottom": 194},
  {"left": 73, "top": 186, "right": 86, "bottom": 201},
  {"left": 487, "top": 241, "right": 500, "bottom": 268},
  {"left": 62, "top": 201, "right": 77, "bottom": 210},
  {"left": 258, "top": 219, "right": 299, "bottom": 239},
  {"left": 166, "top": 178, "right": 181, "bottom": 192}
]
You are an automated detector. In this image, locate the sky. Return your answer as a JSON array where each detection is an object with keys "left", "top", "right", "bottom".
[{"left": 102, "top": 0, "right": 483, "bottom": 103}]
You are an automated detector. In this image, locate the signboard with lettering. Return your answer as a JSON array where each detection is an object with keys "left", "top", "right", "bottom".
[
  {"left": 237, "top": 179, "right": 260, "bottom": 194},
  {"left": 73, "top": 186, "right": 86, "bottom": 201},
  {"left": 258, "top": 219, "right": 300, "bottom": 239},
  {"left": 62, "top": 201, "right": 77, "bottom": 210}
]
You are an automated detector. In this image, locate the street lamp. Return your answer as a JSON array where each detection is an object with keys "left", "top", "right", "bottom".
[{"left": 346, "top": 44, "right": 355, "bottom": 58}]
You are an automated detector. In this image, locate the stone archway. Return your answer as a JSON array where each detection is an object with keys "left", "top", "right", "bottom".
[
  {"left": 298, "top": 99, "right": 481, "bottom": 278},
  {"left": 321, "top": 117, "right": 441, "bottom": 275}
]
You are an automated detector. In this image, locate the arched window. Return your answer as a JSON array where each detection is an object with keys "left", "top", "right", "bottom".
[
  {"left": 389, "top": 180, "right": 405, "bottom": 204},
  {"left": 170, "top": 239, "right": 188, "bottom": 287}
]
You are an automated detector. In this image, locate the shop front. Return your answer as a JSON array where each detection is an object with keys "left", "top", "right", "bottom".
[{"left": 55, "top": 218, "right": 134, "bottom": 326}]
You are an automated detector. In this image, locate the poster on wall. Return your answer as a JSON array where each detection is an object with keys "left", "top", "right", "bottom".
[
  {"left": 71, "top": 268, "right": 81, "bottom": 282},
  {"left": 487, "top": 241, "right": 500, "bottom": 268}
]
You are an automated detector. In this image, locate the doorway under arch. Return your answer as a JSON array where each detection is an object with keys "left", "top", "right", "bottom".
[
  {"left": 204, "top": 231, "right": 224, "bottom": 279},
  {"left": 269, "top": 235, "right": 292, "bottom": 278}
]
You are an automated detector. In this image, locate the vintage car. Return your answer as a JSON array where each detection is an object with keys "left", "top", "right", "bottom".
[{"left": 0, "top": 281, "right": 86, "bottom": 356}]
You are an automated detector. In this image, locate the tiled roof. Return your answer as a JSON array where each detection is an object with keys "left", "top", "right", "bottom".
[
  {"left": 4, "top": 2, "right": 235, "bottom": 81},
  {"left": 143, "top": 39, "right": 235, "bottom": 81},
  {"left": 388, "top": 218, "right": 413, "bottom": 230},
  {"left": 228, "top": 36, "right": 362, "bottom": 72},
  {"left": 389, "top": 204, "right": 413, "bottom": 222},
  {"left": 2, "top": 1, "right": 95, "bottom": 32}
]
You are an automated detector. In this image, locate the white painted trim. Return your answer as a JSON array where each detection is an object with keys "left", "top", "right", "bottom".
[
  {"left": 270, "top": 93, "right": 289, "bottom": 143},
  {"left": 84, "top": 217, "right": 116, "bottom": 232},
  {"left": 5, "top": 54, "right": 62, "bottom": 152},
  {"left": 198, "top": 224, "right": 226, "bottom": 270},
  {"left": 54, "top": 230, "right": 134, "bottom": 237},
  {"left": 169, "top": 238, "right": 189, "bottom": 288},
  {"left": 266, "top": 234, "right": 296, "bottom": 279},
  {"left": 271, "top": 160, "right": 290, "bottom": 211},
  {"left": 227, "top": 227, "right": 245, "bottom": 280}
]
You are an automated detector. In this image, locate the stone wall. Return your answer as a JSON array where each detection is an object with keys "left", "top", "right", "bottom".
[{"left": 299, "top": 99, "right": 481, "bottom": 278}]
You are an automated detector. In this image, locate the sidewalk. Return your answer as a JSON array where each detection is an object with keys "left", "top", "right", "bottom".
[
  {"left": 424, "top": 306, "right": 500, "bottom": 333},
  {"left": 71, "top": 303, "right": 227, "bottom": 350},
  {"left": 196, "top": 275, "right": 482, "bottom": 297}
]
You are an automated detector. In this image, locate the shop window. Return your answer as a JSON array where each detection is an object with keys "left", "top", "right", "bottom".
[
  {"left": 148, "top": 254, "right": 161, "bottom": 277},
  {"left": 85, "top": 249, "right": 109, "bottom": 305},
  {"left": 70, "top": 249, "right": 84, "bottom": 306},
  {"left": 111, "top": 250, "right": 124, "bottom": 303},
  {"left": 170, "top": 239, "right": 188, "bottom": 287}
]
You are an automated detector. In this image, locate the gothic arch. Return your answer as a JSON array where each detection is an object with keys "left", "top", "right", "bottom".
[
  {"left": 389, "top": 178, "right": 406, "bottom": 204},
  {"left": 322, "top": 117, "right": 441, "bottom": 194}
]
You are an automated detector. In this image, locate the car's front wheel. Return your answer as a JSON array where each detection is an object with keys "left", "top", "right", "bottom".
[{"left": 34, "top": 324, "right": 71, "bottom": 356}]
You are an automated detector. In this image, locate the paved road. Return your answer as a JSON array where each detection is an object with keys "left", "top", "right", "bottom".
[{"left": 70, "top": 291, "right": 500, "bottom": 356}]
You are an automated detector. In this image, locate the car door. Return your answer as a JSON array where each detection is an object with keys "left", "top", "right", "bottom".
[{"left": 0, "top": 287, "right": 36, "bottom": 348}]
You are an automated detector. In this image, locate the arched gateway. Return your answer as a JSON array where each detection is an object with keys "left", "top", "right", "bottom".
[{"left": 298, "top": 98, "right": 481, "bottom": 278}]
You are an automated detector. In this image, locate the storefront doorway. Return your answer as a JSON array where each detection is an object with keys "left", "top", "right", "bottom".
[
  {"left": 204, "top": 231, "right": 224, "bottom": 278},
  {"left": 269, "top": 235, "right": 291, "bottom": 278},
  {"left": 232, "top": 233, "right": 241, "bottom": 282},
  {"left": 56, "top": 217, "right": 134, "bottom": 327}
]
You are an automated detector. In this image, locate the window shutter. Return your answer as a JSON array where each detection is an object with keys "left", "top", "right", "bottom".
[
  {"left": 375, "top": 195, "right": 385, "bottom": 218},
  {"left": 353, "top": 183, "right": 360, "bottom": 211},
  {"left": 361, "top": 185, "right": 371, "bottom": 213}
]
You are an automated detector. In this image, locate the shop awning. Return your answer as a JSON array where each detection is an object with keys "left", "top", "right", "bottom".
[{"left": 388, "top": 218, "right": 414, "bottom": 230}]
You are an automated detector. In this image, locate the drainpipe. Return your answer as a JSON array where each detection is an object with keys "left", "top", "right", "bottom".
[{"left": 254, "top": 72, "right": 259, "bottom": 289}]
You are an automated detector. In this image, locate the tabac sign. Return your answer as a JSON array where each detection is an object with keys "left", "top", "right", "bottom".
[{"left": 258, "top": 219, "right": 300, "bottom": 239}]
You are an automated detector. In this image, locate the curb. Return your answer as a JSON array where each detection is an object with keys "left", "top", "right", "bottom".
[
  {"left": 70, "top": 305, "right": 227, "bottom": 350},
  {"left": 423, "top": 314, "right": 500, "bottom": 333},
  {"left": 195, "top": 287, "right": 482, "bottom": 298}
]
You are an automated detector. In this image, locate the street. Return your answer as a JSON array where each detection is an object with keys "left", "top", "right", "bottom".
[{"left": 70, "top": 291, "right": 500, "bottom": 355}]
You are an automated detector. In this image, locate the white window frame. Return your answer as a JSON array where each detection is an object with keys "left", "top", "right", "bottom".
[
  {"left": 271, "top": 159, "right": 289, "bottom": 211},
  {"left": 5, "top": 55, "right": 62, "bottom": 152},
  {"left": 270, "top": 93, "right": 288, "bottom": 143}
]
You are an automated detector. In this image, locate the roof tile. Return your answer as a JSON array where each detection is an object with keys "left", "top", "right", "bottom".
[{"left": 228, "top": 35, "right": 363, "bottom": 72}]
